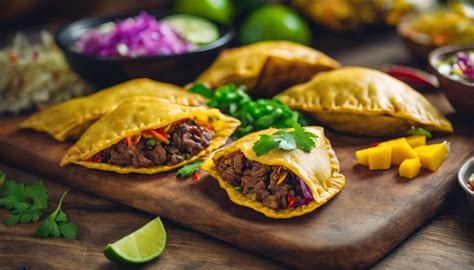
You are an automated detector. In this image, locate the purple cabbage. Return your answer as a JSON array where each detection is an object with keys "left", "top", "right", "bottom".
[
  {"left": 299, "top": 178, "right": 314, "bottom": 206},
  {"left": 75, "top": 11, "right": 195, "bottom": 58}
]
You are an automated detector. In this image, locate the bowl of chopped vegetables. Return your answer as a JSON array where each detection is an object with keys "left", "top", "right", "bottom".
[
  {"left": 55, "top": 11, "right": 234, "bottom": 88},
  {"left": 458, "top": 157, "right": 474, "bottom": 209},
  {"left": 429, "top": 45, "right": 474, "bottom": 118}
]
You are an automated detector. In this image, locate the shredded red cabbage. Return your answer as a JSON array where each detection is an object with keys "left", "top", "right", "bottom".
[
  {"left": 75, "top": 11, "right": 195, "bottom": 58},
  {"left": 299, "top": 178, "right": 313, "bottom": 205}
]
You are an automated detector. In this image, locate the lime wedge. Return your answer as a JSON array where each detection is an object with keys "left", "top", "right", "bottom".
[
  {"left": 103, "top": 217, "right": 166, "bottom": 265},
  {"left": 163, "top": 14, "right": 220, "bottom": 45}
]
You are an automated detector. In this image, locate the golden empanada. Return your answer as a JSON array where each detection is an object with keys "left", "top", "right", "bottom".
[
  {"left": 193, "top": 41, "right": 340, "bottom": 97},
  {"left": 20, "top": 78, "right": 205, "bottom": 141},
  {"left": 278, "top": 67, "right": 453, "bottom": 136},
  {"left": 61, "top": 97, "right": 240, "bottom": 174},
  {"left": 201, "top": 126, "right": 345, "bottom": 219}
]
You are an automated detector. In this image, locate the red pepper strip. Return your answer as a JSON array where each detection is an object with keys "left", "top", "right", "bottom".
[
  {"left": 192, "top": 172, "right": 201, "bottom": 181},
  {"left": 287, "top": 195, "right": 295, "bottom": 208},
  {"left": 380, "top": 65, "right": 439, "bottom": 89},
  {"left": 92, "top": 154, "right": 102, "bottom": 163},
  {"left": 155, "top": 128, "right": 170, "bottom": 138},
  {"left": 469, "top": 179, "right": 474, "bottom": 191},
  {"left": 149, "top": 129, "right": 170, "bottom": 144},
  {"left": 125, "top": 137, "right": 132, "bottom": 146}
]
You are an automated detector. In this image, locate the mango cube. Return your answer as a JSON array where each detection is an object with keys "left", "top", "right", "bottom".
[
  {"left": 414, "top": 141, "right": 450, "bottom": 171},
  {"left": 379, "top": 138, "right": 417, "bottom": 165},
  {"left": 368, "top": 146, "right": 392, "bottom": 170},
  {"left": 355, "top": 148, "right": 373, "bottom": 166},
  {"left": 399, "top": 157, "right": 422, "bottom": 179},
  {"left": 405, "top": 135, "right": 426, "bottom": 148}
]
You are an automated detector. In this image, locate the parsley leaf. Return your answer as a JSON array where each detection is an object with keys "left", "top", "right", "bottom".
[
  {"left": 407, "top": 127, "right": 432, "bottom": 138},
  {"left": 177, "top": 161, "right": 203, "bottom": 177},
  {"left": 34, "top": 190, "right": 77, "bottom": 240},
  {"left": 253, "top": 125, "right": 318, "bottom": 157},
  {"left": 0, "top": 176, "right": 48, "bottom": 225}
]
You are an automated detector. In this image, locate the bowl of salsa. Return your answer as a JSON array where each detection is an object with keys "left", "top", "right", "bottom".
[
  {"left": 55, "top": 11, "right": 234, "bottom": 88},
  {"left": 429, "top": 46, "right": 474, "bottom": 117}
]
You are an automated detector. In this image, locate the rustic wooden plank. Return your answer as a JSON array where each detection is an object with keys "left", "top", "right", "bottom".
[
  {"left": 0, "top": 163, "right": 285, "bottom": 270},
  {"left": 0, "top": 98, "right": 472, "bottom": 269}
]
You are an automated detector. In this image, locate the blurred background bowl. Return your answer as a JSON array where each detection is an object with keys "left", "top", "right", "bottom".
[
  {"left": 458, "top": 157, "right": 474, "bottom": 211},
  {"left": 429, "top": 45, "right": 474, "bottom": 118},
  {"left": 55, "top": 10, "right": 234, "bottom": 88}
]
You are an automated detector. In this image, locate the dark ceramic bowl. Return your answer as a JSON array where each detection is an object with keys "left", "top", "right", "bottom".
[
  {"left": 55, "top": 11, "right": 234, "bottom": 88},
  {"left": 458, "top": 157, "right": 474, "bottom": 210},
  {"left": 429, "top": 45, "right": 474, "bottom": 118}
]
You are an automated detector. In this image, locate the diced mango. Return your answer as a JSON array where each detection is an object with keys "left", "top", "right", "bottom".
[
  {"left": 399, "top": 157, "right": 422, "bottom": 179},
  {"left": 368, "top": 146, "right": 392, "bottom": 170},
  {"left": 405, "top": 135, "right": 426, "bottom": 148},
  {"left": 379, "top": 138, "right": 417, "bottom": 165},
  {"left": 414, "top": 141, "right": 450, "bottom": 171},
  {"left": 355, "top": 148, "right": 373, "bottom": 166}
]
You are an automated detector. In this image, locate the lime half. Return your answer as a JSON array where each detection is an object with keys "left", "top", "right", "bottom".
[
  {"left": 103, "top": 217, "right": 166, "bottom": 265},
  {"left": 164, "top": 14, "right": 220, "bottom": 45}
]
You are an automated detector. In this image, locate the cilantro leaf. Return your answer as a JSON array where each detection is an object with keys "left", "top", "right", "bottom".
[
  {"left": 253, "top": 125, "right": 318, "bottom": 156},
  {"left": 188, "top": 83, "right": 214, "bottom": 98},
  {"left": 177, "top": 161, "right": 203, "bottom": 177},
  {"left": 407, "top": 127, "right": 432, "bottom": 138},
  {"left": 291, "top": 125, "right": 317, "bottom": 153},
  {"left": 34, "top": 190, "right": 77, "bottom": 240},
  {"left": 253, "top": 134, "right": 279, "bottom": 156},
  {"left": 0, "top": 177, "right": 48, "bottom": 225}
]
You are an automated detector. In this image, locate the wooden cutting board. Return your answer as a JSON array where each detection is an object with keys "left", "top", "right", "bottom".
[{"left": 0, "top": 92, "right": 472, "bottom": 269}]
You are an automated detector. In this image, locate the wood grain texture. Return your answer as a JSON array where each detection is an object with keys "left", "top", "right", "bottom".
[{"left": 0, "top": 97, "right": 472, "bottom": 269}]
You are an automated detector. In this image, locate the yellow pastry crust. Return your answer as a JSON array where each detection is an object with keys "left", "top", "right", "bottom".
[
  {"left": 20, "top": 78, "right": 206, "bottom": 141},
  {"left": 278, "top": 67, "right": 453, "bottom": 136},
  {"left": 201, "top": 126, "right": 345, "bottom": 219},
  {"left": 193, "top": 41, "right": 340, "bottom": 97},
  {"left": 61, "top": 97, "right": 240, "bottom": 174}
]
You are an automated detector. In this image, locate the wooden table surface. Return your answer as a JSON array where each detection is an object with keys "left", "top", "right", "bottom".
[
  {"left": 1, "top": 7, "right": 474, "bottom": 268},
  {"left": 1, "top": 161, "right": 473, "bottom": 270}
]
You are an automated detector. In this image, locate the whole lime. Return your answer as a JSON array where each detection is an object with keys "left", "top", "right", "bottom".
[
  {"left": 239, "top": 5, "right": 311, "bottom": 45},
  {"left": 174, "top": 0, "right": 234, "bottom": 25}
]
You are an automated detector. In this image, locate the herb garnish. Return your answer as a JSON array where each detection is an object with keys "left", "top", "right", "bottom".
[
  {"left": 189, "top": 83, "right": 310, "bottom": 137},
  {"left": 407, "top": 127, "right": 432, "bottom": 138},
  {"left": 35, "top": 190, "right": 77, "bottom": 240},
  {"left": 177, "top": 161, "right": 203, "bottom": 177},
  {"left": 253, "top": 125, "right": 317, "bottom": 157},
  {"left": 0, "top": 177, "right": 48, "bottom": 225}
]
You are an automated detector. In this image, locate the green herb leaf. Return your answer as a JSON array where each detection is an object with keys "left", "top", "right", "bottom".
[
  {"left": 176, "top": 161, "right": 203, "bottom": 177},
  {"left": 253, "top": 125, "right": 318, "bottom": 156},
  {"left": 147, "top": 138, "right": 157, "bottom": 146},
  {"left": 0, "top": 171, "right": 5, "bottom": 188},
  {"left": 291, "top": 125, "right": 317, "bottom": 153},
  {"left": 252, "top": 134, "right": 280, "bottom": 156},
  {"left": 188, "top": 83, "right": 214, "bottom": 98},
  {"left": 0, "top": 177, "right": 48, "bottom": 226},
  {"left": 34, "top": 190, "right": 77, "bottom": 240},
  {"left": 407, "top": 127, "right": 432, "bottom": 138}
]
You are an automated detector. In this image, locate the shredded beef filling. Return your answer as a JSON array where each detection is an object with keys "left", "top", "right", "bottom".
[
  {"left": 96, "top": 119, "right": 214, "bottom": 167},
  {"left": 215, "top": 151, "right": 312, "bottom": 210}
]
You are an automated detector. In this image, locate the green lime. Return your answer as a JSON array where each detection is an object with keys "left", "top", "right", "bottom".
[
  {"left": 239, "top": 5, "right": 311, "bottom": 45},
  {"left": 163, "top": 14, "right": 220, "bottom": 45},
  {"left": 174, "top": 0, "right": 234, "bottom": 25},
  {"left": 103, "top": 217, "right": 166, "bottom": 265}
]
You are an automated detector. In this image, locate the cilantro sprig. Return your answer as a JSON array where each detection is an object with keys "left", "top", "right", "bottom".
[
  {"left": 177, "top": 161, "right": 203, "bottom": 177},
  {"left": 253, "top": 125, "right": 317, "bottom": 157},
  {"left": 0, "top": 170, "right": 77, "bottom": 240},
  {"left": 35, "top": 190, "right": 77, "bottom": 240},
  {"left": 0, "top": 178, "right": 48, "bottom": 225}
]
